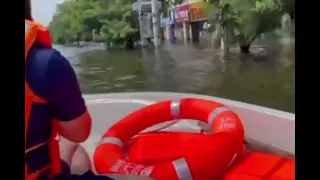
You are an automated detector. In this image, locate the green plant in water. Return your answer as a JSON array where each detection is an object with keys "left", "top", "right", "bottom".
[{"left": 206, "top": 0, "right": 287, "bottom": 53}]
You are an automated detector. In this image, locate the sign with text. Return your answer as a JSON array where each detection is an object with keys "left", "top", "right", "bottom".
[
  {"left": 139, "top": 14, "right": 153, "bottom": 38},
  {"left": 174, "top": 4, "right": 190, "bottom": 23},
  {"left": 189, "top": 2, "right": 212, "bottom": 22}
]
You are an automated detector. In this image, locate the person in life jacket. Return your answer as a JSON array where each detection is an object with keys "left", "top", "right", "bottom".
[{"left": 25, "top": 0, "right": 114, "bottom": 179}]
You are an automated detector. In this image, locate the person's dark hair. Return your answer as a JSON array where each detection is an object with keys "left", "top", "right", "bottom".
[{"left": 25, "top": 0, "right": 32, "bottom": 20}]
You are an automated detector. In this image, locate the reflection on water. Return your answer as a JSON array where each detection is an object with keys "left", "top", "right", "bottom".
[{"left": 54, "top": 41, "right": 294, "bottom": 113}]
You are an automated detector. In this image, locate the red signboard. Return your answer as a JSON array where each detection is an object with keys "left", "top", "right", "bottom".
[{"left": 174, "top": 4, "right": 190, "bottom": 23}]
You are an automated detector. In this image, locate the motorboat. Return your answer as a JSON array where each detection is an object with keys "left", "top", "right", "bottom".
[{"left": 79, "top": 92, "right": 295, "bottom": 180}]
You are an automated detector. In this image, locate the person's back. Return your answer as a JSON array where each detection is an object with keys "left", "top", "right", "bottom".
[
  {"left": 26, "top": 40, "right": 87, "bottom": 174},
  {"left": 25, "top": 24, "right": 115, "bottom": 180},
  {"left": 24, "top": 1, "right": 114, "bottom": 179},
  {"left": 26, "top": 42, "right": 59, "bottom": 179}
]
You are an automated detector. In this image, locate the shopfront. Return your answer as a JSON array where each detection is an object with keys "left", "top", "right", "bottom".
[{"left": 174, "top": 4, "right": 190, "bottom": 24}]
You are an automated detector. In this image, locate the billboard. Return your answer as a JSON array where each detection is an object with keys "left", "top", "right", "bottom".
[
  {"left": 174, "top": 4, "right": 190, "bottom": 23},
  {"left": 189, "top": 2, "right": 212, "bottom": 22}
]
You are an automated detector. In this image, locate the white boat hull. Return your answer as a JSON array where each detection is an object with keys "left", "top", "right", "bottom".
[{"left": 82, "top": 92, "right": 295, "bottom": 159}]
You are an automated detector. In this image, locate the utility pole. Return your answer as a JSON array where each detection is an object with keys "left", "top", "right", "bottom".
[{"left": 151, "top": 0, "right": 160, "bottom": 47}]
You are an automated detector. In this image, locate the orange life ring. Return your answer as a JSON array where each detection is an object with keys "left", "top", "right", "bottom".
[{"left": 94, "top": 98, "right": 244, "bottom": 180}]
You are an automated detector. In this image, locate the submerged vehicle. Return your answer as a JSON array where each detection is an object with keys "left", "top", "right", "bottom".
[{"left": 79, "top": 92, "right": 295, "bottom": 180}]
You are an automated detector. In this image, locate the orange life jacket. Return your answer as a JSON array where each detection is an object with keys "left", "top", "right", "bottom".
[{"left": 25, "top": 19, "right": 61, "bottom": 180}]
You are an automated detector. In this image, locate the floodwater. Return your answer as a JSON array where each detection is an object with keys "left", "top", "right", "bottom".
[{"left": 54, "top": 38, "right": 295, "bottom": 113}]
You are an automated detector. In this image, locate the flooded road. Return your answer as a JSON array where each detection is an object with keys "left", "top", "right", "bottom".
[{"left": 54, "top": 40, "right": 294, "bottom": 113}]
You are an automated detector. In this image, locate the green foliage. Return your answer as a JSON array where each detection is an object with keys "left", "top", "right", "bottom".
[
  {"left": 99, "top": 0, "right": 138, "bottom": 44},
  {"left": 224, "top": 0, "right": 282, "bottom": 45},
  {"left": 251, "top": 0, "right": 280, "bottom": 12},
  {"left": 48, "top": 0, "right": 138, "bottom": 46},
  {"left": 207, "top": 0, "right": 286, "bottom": 48},
  {"left": 280, "top": 0, "right": 295, "bottom": 16},
  {"left": 162, "top": 0, "right": 184, "bottom": 17}
]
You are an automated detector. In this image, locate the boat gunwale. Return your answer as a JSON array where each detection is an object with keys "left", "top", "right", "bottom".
[
  {"left": 83, "top": 92, "right": 295, "bottom": 155},
  {"left": 84, "top": 91, "right": 295, "bottom": 120}
]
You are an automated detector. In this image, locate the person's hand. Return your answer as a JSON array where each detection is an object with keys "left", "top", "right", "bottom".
[
  {"left": 59, "top": 137, "right": 78, "bottom": 166},
  {"left": 59, "top": 137, "right": 91, "bottom": 174}
]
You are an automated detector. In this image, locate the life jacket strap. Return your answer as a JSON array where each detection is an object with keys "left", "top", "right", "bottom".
[{"left": 33, "top": 95, "right": 46, "bottom": 103}]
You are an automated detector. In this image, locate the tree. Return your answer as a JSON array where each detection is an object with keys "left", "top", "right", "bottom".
[
  {"left": 207, "top": 0, "right": 283, "bottom": 54},
  {"left": 280, "top": 0, "right": 294, "bottom": 19},
  {"left": 162, "top": 0, "right": 184, "bottom": 17},
  {"left": 48, "top": 0, "right": 78, "bottom": 44},
  {"left": 98, "top": 0, "right": 138, "bottom": 48},
  {"left": 49, "top": 0, "right": 92, "bottom": 45},
  {"left": 225, "top": 0, "right": 283, "bottom": 53},
  {"left": 48, "top": 0, "right": 139, "bottom": 48}
]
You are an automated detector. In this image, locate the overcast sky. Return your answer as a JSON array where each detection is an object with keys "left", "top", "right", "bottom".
[{"left": 32, "top": 0, "right": 65, "bottom": 25}]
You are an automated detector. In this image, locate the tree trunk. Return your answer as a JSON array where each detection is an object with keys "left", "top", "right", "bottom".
[
  {"left": 289, "top": 11, "right": 294, "bottom": 20},
  {"left": 240, "top": 44, "right": 251, "bottom": 54},
  {"left": 190, "top": 22, "right": 200, "bottom": 43},
  {"left": 125, "top": 37, "right": 134, "bottom": 49},
  {"left": 76, "top": 35, "right": 80, "bottom": 46},
  {"left": 221, "top": 26, "right": 230, "bottom": 59},
  {"left": 211, "top": 24, "right": 220, "bottom": 49}
]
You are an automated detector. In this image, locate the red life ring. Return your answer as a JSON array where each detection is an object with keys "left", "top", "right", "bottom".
[{"left": 94, "top": 98, "right": 244, "bottom": 180}]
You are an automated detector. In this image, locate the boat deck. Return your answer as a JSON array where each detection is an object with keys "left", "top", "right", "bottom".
[
  {"left": 83, "top": 92, "right": 294, "bottom": 156},
  {"left": 75, "top": 92, "right": 294, "bottom": 179}
]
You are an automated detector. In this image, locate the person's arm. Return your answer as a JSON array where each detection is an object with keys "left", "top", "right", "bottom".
[{"left": 45, "top": 50, "right": 92, "bottom": 143}]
